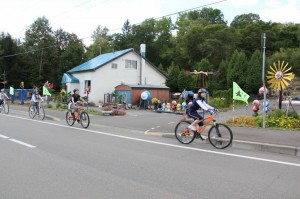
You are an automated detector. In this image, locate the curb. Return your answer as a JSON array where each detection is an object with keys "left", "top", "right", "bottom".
[{"left": 145, "top": 132, "right": 300, "bottom": 157}]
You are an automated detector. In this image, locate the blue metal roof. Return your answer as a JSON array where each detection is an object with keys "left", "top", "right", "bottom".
[
  {"left": 68, "top": 48, "right": 134, "bottom": 73},
  {"left": 61, "top": 73, "right": 79, "bottom": 84}
]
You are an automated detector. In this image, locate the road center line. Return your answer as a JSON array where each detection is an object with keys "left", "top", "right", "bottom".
[
  {"left": 0, "top": 134, "right": 10, "bottom": 139},
  {"left": 3, "top": 114, "right": 300, "bottom": 167},
  {"left": 9, "top": 139, "right": 36, "bottom": 148}
]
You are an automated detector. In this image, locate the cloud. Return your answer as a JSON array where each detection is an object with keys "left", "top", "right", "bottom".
[{"left": 259, "top": 0, "right": 300, "bottom": 23}]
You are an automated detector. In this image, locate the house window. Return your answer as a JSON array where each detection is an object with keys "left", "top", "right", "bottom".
[
  {"left": 85, "top": 80, "right": 91, "bottom": 93},
  {"left": 111, "top": 63, "right": 118, "bottom": 69},
  {"left": 125, "top": 59, "right": 137, "bottom": 69}
]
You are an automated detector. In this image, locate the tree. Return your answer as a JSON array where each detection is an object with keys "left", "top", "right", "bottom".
[
  {"left": 86, "top": 25, "right": 112, "bottom": 59},
  {"left": 230, "top": 13, "right": 262, "bottom": 28},
  {"left": 177, "top": 70, "right": 191, "bottom": 91},
  {"left": 23, "top": 16, "right": 58, "bottom": 87},
  {"left": 226, "top": 50, "right": 248, "bottom": 88},
  {"left": 166, "top": 63, "right": 180, "bottom": 92},
  {"left": 245, "top": 50, "right": 263, "bottom": 93},
  {"left": 0, "top": 33, "right": 21, "bottom": 87}
]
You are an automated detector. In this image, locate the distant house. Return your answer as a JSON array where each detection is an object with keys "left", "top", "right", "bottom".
[{"left": 61, "top": 48, "right": 169, "bottom": 105}]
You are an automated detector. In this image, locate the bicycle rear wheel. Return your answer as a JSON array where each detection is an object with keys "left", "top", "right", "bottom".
[
  {"left": 29, "top": 105, "right": 36, "bottom": 119},
  {"left": 4, "top": 103, "right": 9, "bottom": 114},
  {"left": 38, "top": 106, "right": 45, "bottom": 120},
  {"left": 80, "top": 111, "right": 90, "bottom": 128},
  {"left": 208, "top": 124, "right": 233, "bottom": 149},
  {"left": 66, "top": 110, "right": 75, "bottom": 126},
  {"left": 175, "top": 120, "right": 196, "bottom": 144}
]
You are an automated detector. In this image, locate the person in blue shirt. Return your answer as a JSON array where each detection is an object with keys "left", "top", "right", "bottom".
[{"left": 186, "top": 88, "right": 215, "bottom": 133}]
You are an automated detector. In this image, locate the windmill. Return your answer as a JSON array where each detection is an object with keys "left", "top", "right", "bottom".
[
  {"left": 186, "top": 70, "right": 219, "bottom": 89},
  {"left": 266, "top": 60, "right": 295, "bottom": 109}
]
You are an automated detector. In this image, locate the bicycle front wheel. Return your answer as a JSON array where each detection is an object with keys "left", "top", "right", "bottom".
[
  {"left": 66, "top": 110, "right": 75, "bottom": 126},
  {"left": 175, "top": 120, "right": 196, "bottom": 144},
  {"left": 208, "top": 124, "right": 233, "bottom": 149},
  {"left": 38, "top": 106, "right": 45, "bottom": 120},
  {"left": 80, "top": 111, "right": 90, "bottom": 128},
  {"left": 4, "top": 103, "right": 9, "bottom": 114},
  {"left": 29, "top": 105, "right": 36, "bottom": 119}
]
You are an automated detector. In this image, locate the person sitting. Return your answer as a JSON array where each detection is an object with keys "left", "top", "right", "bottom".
[{"left": 186, "top": 88, "right": 215, "bottom": 134}]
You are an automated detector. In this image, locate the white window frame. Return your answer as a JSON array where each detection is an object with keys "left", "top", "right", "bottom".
[{"left": 125, "top": 59, "right": 137, "bottom": 69}]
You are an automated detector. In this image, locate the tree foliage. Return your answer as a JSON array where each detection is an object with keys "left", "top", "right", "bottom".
[{"left": 0, "top": 8, "right": 299, "bottom": 94}]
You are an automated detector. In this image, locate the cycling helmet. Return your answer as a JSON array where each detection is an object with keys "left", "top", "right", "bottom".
[
  {"left": 198, "top": 88, "right": 207, "bottom": 94},
  {"left": 73, "top": 88, "right": 79, "bottom": 93}
]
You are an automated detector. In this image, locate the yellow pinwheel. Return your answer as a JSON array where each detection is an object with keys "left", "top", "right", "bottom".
[{"left": 266, "top": 60, "right": 295, "bottom": 90}]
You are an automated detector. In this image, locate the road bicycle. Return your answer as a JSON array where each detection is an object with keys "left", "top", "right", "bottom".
[
  {"left": 175, "top": 110, "right": 233, "bottom": 149},
  {"left": 0, "top": 98, "right": 9, "bottom": 114},
  {"left": 66, "top": 101, "right": 90, "bottom": 128},
  {"left": 29, "top": 100, "right": 45, "bottom": 120}
]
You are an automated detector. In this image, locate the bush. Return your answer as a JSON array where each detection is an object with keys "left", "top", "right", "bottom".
[
  {"left": 46, "top": 103, "right": 53, "bottom": 109},
  {"left": 212, "top": 97, "right": 229, "bottom": 108},
  {"left": 56, "top": 103, "right": 61, "bottom": 109},
  {"left": 266, "top": 115, "right": 300, "bottom": 128}
]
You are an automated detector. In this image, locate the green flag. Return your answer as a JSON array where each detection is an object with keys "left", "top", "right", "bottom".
[
  {"left": 9, "top": 87, "right": 14, "bottom": 95},
  {"left": 233, "top": 81, "right": 249, "bottom": 104},
  {"left": 43, "top": 86, "right": 51, "bottom": 96}
]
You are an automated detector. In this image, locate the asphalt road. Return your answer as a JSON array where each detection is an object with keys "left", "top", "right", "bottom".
[{"left": 1, "top": 105, "right": 300, "bottom": 199}]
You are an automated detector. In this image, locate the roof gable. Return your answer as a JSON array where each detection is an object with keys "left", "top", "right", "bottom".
[
  {"left": 61, "top": 73, "right": 79, "bottom": 83},
  {"left": 68, "top": 48, "right": 133, "bottom": 73}
]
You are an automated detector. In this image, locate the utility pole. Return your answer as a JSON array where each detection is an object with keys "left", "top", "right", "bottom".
[{"left": 262, "top": 33, "right": 267, "bottom": 128}]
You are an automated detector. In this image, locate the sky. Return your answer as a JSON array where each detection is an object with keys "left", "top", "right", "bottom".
[{"left": 0, "top": 0, "right": 300, "bottom": 45}]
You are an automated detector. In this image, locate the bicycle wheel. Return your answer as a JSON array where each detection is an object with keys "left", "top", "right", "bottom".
[
  {"left": 4, "top": 103, "right": 9, "bottom": 114},
  {"left": 66, "top": 110, "right": 75, "bottom": 126},
  {"left": 208, "top": 124, "right": 233, "bottom": 149},
  {"left": 38, "top": 106, "right": 45, "bottom": 120},
  {"left": 29, "top": 105, "right": 36, "bottom": 119},
  {"left": 175, "top": 120, "right": 196, "bottom": 144},
  {"left": 80, "top": 111, "right": 90, "bottom": 128}
]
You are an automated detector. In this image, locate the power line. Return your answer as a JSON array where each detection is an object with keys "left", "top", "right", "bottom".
[{"left": 0, "top": 0, "right": 227, "bottom": 58}]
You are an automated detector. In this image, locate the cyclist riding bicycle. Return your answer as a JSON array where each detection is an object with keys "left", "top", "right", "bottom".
[
  {"left": 0, "top": 89, "right": 10, "bottom": 105},
  {"left": 186, "top": 88, "right": 215, "bottom": 133},
  {"left": 71, "top": 89, "right": 87, "bottom": 121},
  {"left": 31, "top": 88, "right": 43, "bottom": 108}
]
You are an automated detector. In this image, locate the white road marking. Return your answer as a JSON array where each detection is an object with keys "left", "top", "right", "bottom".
[
  {"left": 156, "top": 126, "right": 160, "bottom": 128},
  {"left": 9, "top": 139, "right": 36, "bottom": 148},
  {"left": 168, "top": 122, "right": 175, "bottom": 124},
  {"left": 0, "top": 134, "right": 10, "bottom": 139},
  {"left": 2, "top": 114, "right": 300, "bottom": 167}
]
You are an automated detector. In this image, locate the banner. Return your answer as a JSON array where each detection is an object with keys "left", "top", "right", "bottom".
[
  {"left": 43, "top": 86, "right": 51, "bottom": 96},
  {"left": 233, "top": 81, "right": 249, "bottom": 104},
  {"left": 9, "top": 87, "right": 14, "bottom": 95}
]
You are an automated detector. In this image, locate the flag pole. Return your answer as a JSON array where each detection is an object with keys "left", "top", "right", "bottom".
[{"left": 232, "top": 100, "right": 235, "bottom": 127}]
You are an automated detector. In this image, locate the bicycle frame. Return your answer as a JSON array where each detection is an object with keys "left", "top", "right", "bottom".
[
  {"left": 74, "top": 105, "right": 84, "bottom": 120},
  {"left": 184, "top": 113, "right": 215, "bottom": 134}
]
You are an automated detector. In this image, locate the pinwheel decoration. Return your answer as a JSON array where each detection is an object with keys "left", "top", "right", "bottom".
[{"left": 266, "top": 60, "right": 295, "bottom": 90}]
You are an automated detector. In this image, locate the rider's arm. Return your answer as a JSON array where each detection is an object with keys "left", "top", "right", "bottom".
[
  {"left": 38, "top": 95, "right": 44, "bottom": 101},
  {"left": 196, "top": 100, "right": 213, "bottom": 111},
  {"left": 71, "top": 96, "right": 75, "bottom": 104},
  {"left": 202, "top": 101, "right": 214, "bottom": 110},
  {"left": 4, "top": 93, "right": 9, "bottom": 99},
  {"left": 80, "top": 96, "right": 87, "bottom": 103}
]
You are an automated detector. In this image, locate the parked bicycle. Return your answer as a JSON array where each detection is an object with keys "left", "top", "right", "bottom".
[
  {"left": 66, "top": 101, "right": 90, "bottom": 128},
  {"left": 175, "top": 110, "right": 233, "bottom": 149},
  {"left": 29, "top": 100, "right": 45, "bottom": 120},
  {"left": 0, "top": 98, "right": 9, "bottom": 114}
]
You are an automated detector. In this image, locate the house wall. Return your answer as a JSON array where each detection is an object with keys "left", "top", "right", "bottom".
[
  {"left": 70, "top": 52, "right": 166, "bottom": 105},
  {"left": 131, "top": 88, "right": 170, "bottom": 105}
]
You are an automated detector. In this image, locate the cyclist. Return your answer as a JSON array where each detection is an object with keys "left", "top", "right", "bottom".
[
  {"left": 186, "top": 88, "right": 215, "bottom": 133},
  {"left": 0, "top": 89, "right": 10, "bottom": 105},
  {"left": 31, "top": 88, "right": 43, "bottom": 109},
  {"left": 71, "top": 89, "right": 87, "bottom": 122}
]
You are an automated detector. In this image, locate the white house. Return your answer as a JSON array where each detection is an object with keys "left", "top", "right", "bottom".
[{"left": 61, "top": 48, "right": 167, "bottom": 105}]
